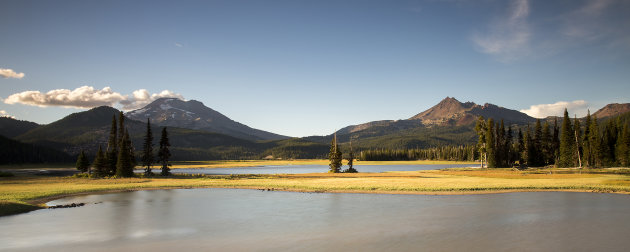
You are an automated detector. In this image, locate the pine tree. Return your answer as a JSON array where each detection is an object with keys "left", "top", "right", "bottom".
[
  {"left": 583, "top": 111, "right": 593, "bottom": 167},
  {"left": 158, "top": 127, "right": 171, "bottom": 176},
  {"left": 558, "top": 109, "right": 576, "bottom": 168},
  {"left": 552, "top": 118, "right": 561, "bottom": 164},
  {"left": 517, "top": 128, "right": 525, "bottom": 168},
  {"left": 92, "top": 146, "right": 108, "bottom": 177},
  {"left": 589, "top": 116, "right": 603, "bottom": 167},
  {"left": 574, "top": 116, "right": 582, "bottom": 168},
  {"left": 117, "top": 111, "right": 125, "bottom": 147},
  {"left": 328, "top": 133, "right": 342, "bottom": 173},
  {"left": 344, "top": 140, "right": 358, "bottom": 173},
  {"left": 75, "top": 150, "right": 90, "bottom": 173},
  {"left": 496, "top": 120, "right": 507, "bottom": 167},
  {"left": 603, "top": 119, "right": 618, "bottom": 166},
  {"left": 525, "top": 126, "right": 535, "bottom": 167},
  {"left": 475, "top": 116, "right": 487, "bottom": 168},
  {"left": 617, "top": 124, "right": 630, "bottom": 167},
  {"left": 142, "top": 119, "right": 154, "bottom": 177},
  {"left": 533, "top": 119, "right": 543, "bottom": 166},
  {"left": 116, "top": 130, "right": 134, "bottom": 177},
  {"left": 485, "top": 118, "right": 496, "bottom": 168},
  {"left": 106, "top": 115, "right": 118, "bottom": 175},
  {"left": 506, "top": 125, "right": 514, "bottom": 165},
  {"left": 542, "top": 121, "right": 552, "bottom": 165}
]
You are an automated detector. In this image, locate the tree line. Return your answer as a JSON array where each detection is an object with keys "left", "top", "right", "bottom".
[
  {"left": 358, "top": 145, "right": 477, "bottom": 161},
  {"left": 476, "top": 109, "right": 630, "bottom": 168},
  {"left": 76, "top": 113, "right": 172, "bottom": 177}
]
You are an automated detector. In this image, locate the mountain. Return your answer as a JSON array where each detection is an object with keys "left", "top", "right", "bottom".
[
  {"left": 13, "top": 106, "right": 325, "bottom": 160},
  {"left": 410, "top": 97, "right": 535, "bottom": 125},
  {"left": 337, "top": 97, "right": 535, "bottom": 139},
  {"left": 0, "top": 117, "right": 40, "bottom": 138},
  {"left": 126, "top": 98, "right": 288, "bottom": 141},
  {"left": 593, "top": 103, "right": 630, "bottom": 119}
]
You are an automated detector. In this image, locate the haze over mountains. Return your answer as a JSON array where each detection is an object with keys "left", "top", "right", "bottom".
[{"left": 2, "top": 97, "right": 630, "bottom": 161}]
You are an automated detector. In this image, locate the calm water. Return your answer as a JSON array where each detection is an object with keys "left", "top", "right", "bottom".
[
  {"left": 146, "top": 164, "right": 476, "bottom": 175},
  {"left": 1, "top": 189, "right": 630, "bottom": 251}
]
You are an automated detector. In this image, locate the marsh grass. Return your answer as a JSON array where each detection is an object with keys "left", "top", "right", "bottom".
[{"left": 3, "top": 167, "right": 630, "bottom": 216}]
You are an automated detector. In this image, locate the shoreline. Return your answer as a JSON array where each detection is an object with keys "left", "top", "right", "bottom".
[{"left": 23, "top": 185, "right": 630, "bottom": 210}]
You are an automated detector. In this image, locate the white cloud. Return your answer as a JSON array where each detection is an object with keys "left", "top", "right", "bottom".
[
  {"left": 119, "top": 89, "right": 184, "bottom": 110},
  {"left": 520, "top": 100, "right": 589, "bottom": 118},
  {"left": 3, "top": 86, "right": 184, "bottom": 111},
  {"left": 175, "top": 42, "right": 183, "bottom": 48},
  {"left": 0, "top": 110, "right": 15, "bottom": 119},
  {"left": 0, "top": 68, "right": 25, "bottom": 79},
  {"left": 472, "top": 0, "right": 531, "bottom": 61}
]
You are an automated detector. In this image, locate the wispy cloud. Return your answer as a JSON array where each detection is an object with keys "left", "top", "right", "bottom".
[
  {"left": 174, "top": 42, "right": 183, "bottom": 48},
  {"left": 0, "top": 68, "right": 25, "bottom": 79},
  {"left": 520, "top": 100, "right": 589, "bottom": 118},
  {"left": 472, "top": 0, "right": 531, "bottom": 61},
  {"left": 0, "top": 110, "right": 15, "bottom": 119},
  {"left": 3, "top": 86, "right": 184, "bottom": 110},
  {"left": 562, "top": 0, "right": 614, "bottom": 39}
]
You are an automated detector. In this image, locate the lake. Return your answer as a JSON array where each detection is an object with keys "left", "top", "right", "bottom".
[
  {"left": 1, "top": 189, "right": 630, "bottom": 251},
  {"left": 146, "top": 164, "right": 476, "bottom": 175}
]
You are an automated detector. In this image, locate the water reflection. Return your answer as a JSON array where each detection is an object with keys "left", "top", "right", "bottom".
[
  {"left": 1, "top": 190, "right": 630, "bottom": 251},
  {"left": 144, "top": 164, "right": 476, "bottom": 175}
]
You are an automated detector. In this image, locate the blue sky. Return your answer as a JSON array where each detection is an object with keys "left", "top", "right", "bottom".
[{"left": 1, "top": 0, "right": 629, "bottom": 137}]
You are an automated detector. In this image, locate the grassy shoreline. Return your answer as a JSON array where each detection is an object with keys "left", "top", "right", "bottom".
[{"left": 3, "top": 167, "right": 630, "bottom": 217}]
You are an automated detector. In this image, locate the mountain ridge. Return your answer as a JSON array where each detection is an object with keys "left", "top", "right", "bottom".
[{"left": 126, "top": 98, "right": 288, "bottom": 141}]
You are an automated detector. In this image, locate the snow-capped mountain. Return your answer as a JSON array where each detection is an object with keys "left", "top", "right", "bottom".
[{"left": 126, "top": 98, "right": 288, "bottom": 141}]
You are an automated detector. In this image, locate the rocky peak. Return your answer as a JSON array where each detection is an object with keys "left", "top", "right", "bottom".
[{"left": 592, "top": 103, "right": 630, "bottom": 118}]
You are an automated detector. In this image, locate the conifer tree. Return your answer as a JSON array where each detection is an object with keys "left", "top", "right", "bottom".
[
  {"left": 158, "top": 127, "right": 172, "bottom": 176},
  {"left": 583, "top": 111, "right": 593, "bottom": 167},
  {"left": 92, "top": 146, "right": 108, "bottom": 177},
  {"left": 485, "top": 118, "right": 496, "bottom": 168},
  {"left": 506, "top": 125, "right": 514, "bottom": 165},
  {"left": 558, "top": 109, "right": 576, "bottom": 167},
  {"left": 116, "top": 130, "right": 134, "bottom": 177},
  {"left": 517, "top": 128, "right": 525, "bottom": 167},
  {"left": 125, "top": 129, "right": 137, "bottom": 169},
  {"left": 574, "top": 116, "right": 582, "bottom": 167},
  {"left": 117, "top": 111, "right": 125, "bottom": 146},
  {"left": 589, "top": 116, "right": 603, "bottom": 167},
  {"left": 552, "top": 118, "right": 561, "bottom": 164},
  {"left": 328, "top": 133, "right": 342, "bottom": 173},
  {"left": 542, "top": 121, "right": 552, "bottom": 165},
  {"left": 344, "top": 141, "right": 358, "bottom": 173},
  {"left": 475, "top": 116, "right": 487, "bottom": 168},
  {"left": 603, "top": 120, "right": 618, "bottom": 166},
  {"left": 76, "top": 150, "right": 90, "bottom": 173},
  {"left": 525, "top": 126, "right": 535, "bottom": 167},
  {"left": 142, "top": 119, "right": 154, "bottom": 177},
  {"left": 106, "top": 115, "right": 118, "bottom": 175},
  {"left": 533, "top": 119, "right": 543, "bottom": 166},
  {"left": 617, "top": 124, "right": 630, "bottom": 167},
  {"left": 496, "top": 120, "right": 507, "bottom": 167}
]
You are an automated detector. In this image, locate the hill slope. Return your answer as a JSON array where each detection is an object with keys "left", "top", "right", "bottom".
[{"left": 0, "top": 117, "right": 40, "bottom": 138}]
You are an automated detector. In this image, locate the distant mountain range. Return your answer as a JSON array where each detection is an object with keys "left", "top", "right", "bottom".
[{"left": 2, "top": 97, "right": 629, "bottom": 161}]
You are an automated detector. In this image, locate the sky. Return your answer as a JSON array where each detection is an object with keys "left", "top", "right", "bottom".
[{"left": 1, "top": 0, "right": 629, "bottom": 137}]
